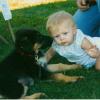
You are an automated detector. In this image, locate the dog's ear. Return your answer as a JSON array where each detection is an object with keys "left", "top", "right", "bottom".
[
  {"left": 15, "top": 29, "right": 38, "bottom": 54},
  {"left": 15, "top": 28, "right": 41, "bottom": 43}
]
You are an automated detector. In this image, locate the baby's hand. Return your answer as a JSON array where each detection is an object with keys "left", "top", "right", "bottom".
[
  {"left": 86, "top": 45, "right": 100, "bottom": 58},
  {"left": 37, "top": 57, "right": 47, "bottom": 67}
]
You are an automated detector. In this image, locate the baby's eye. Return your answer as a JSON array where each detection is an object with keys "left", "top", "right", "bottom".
[
  {"left": 55, "top": 35, "right": 60, "bottom": 38},
  {"left": 63, "top": 32, "right": 67, "bottom": 35}
]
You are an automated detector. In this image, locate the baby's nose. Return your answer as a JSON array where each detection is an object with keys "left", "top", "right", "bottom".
[{"left": 60, "top": 34, "right": 65, "bottom": 40}]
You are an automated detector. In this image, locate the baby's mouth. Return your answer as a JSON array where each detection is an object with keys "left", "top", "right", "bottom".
[{"left": 61, "top": 42, "right": 68, "bottom": 45}]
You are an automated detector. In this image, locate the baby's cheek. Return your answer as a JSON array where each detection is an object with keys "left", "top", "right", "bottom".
[{"left": 55, "top": 39, "right": 60, "bottom": 44}]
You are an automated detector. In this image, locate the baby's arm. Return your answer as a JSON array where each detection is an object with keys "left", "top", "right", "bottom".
[
  {"left": 45, "top": 47, "right": 56, "bottom": 62},
  {"left": 37, "top": 47, "right": 56, "bottom": 67},
  {"left": 81, "top": 37, "right": 100, "bottom": 58},
  {"left": 81, "top": 37, "right": 100, "bottom": 70}
]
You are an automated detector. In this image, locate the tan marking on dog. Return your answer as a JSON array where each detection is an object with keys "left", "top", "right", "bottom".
[{"left": 33, "top": 43, "right": 42, "bottom": 54}]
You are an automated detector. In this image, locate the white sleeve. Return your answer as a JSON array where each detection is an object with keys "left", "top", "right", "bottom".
[{"left": 75, "top": 29, "right": 86, "bottom": 46}]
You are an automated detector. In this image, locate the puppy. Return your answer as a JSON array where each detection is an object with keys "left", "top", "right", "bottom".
[
  {"left": 0, "top": 29, "right": 52, "bottom": 99},
  {"left": 0, "top": 29, "right": 83, "bottom": 99}
]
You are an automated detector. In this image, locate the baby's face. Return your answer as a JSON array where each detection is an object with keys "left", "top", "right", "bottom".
[{"left": 51, "top": 21, "right": 76, "bottom": 46}]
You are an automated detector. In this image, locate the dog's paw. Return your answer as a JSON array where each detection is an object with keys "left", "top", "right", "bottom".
[{"left": 18, "top": 76, "right": 34, "bottom": 86}]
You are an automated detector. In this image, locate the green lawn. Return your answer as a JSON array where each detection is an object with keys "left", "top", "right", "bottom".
[{"left": 0, "top": 0, "right": 100, "bottom": 99}]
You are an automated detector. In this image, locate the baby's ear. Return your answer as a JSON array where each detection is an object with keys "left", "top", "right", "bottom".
[{"left": 72, "top": 25, "right": 77, "bottom": 34}]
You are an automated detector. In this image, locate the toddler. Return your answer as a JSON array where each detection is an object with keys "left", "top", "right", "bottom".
[{"left": 38, "top": 11, "right": 100, "bottom": 70}]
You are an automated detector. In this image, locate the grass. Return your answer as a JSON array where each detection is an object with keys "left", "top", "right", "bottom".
[{"left": 0, "top": 0, "right": 100, "bottom": 99}]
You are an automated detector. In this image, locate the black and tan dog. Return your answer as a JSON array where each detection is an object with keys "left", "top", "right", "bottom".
[{"left": 0, "top": 29, "right": 83, "bottom": 99}]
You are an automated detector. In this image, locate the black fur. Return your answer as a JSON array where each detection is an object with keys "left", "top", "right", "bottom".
[{"left": 0, "top": 29, "right": 53, "bottom": 99}]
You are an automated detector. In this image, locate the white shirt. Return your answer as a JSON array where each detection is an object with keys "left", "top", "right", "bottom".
[{"left": 52, "top": 29, "right": 100, "bottom": 68}]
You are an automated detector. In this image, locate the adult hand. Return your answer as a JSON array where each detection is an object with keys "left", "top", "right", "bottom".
[{"left": 76, "top": 0, "right": 89, "bottom": 11}]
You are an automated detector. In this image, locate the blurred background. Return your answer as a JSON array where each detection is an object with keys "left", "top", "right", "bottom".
[{"left": 8, "top": 0, "right": 66, "bottom": 10}]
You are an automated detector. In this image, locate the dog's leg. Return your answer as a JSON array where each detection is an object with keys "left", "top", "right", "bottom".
[
  {"left": 51, "top": 73, "right": 83, "bottom": 83},
  {"left": 47, "top": 63, "right": 82, "bottom": 72}
]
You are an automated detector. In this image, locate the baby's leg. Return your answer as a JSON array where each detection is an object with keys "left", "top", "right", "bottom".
[
  {"left": 50, "top": 73, "right": 84, "bottom": 83},
  {"left": 47, "top": 63, "right": 82, "bottom": 72}
]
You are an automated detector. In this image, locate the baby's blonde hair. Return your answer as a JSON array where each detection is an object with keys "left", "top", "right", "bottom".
[{"left": 46, "top": 11, "right": 75, "bottom": 34}]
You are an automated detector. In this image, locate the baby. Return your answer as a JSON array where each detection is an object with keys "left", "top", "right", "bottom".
[{"left": 38, "top": 11, "right": 100, "bottom": 70}]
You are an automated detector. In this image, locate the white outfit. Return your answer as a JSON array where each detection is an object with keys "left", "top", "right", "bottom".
[{"left": 52, "top": 29, "right": 100, "bottom": 68}]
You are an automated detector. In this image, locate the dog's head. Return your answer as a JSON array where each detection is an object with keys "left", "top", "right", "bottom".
[{"left": 15, "top": 29, "right": 53, "bottom": 60}]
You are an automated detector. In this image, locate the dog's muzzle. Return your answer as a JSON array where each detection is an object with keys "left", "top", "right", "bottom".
[{"left": 35, "top": 53, "right": 47, "bottom": 69}]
